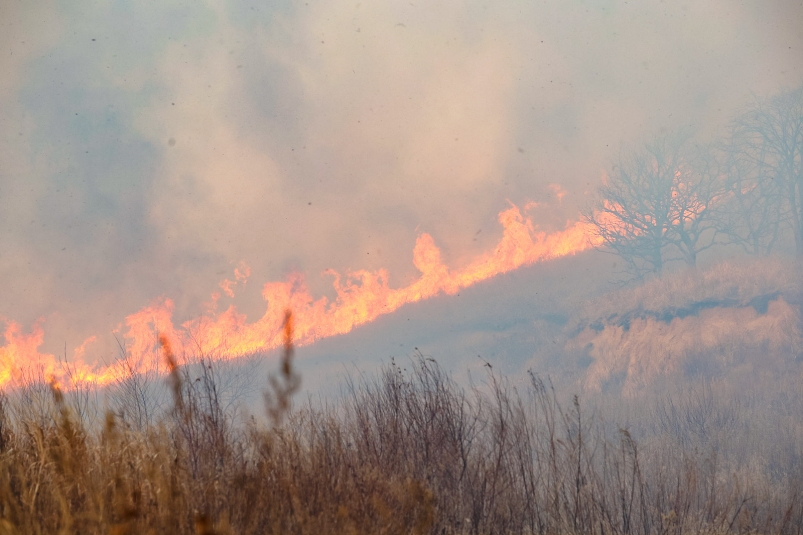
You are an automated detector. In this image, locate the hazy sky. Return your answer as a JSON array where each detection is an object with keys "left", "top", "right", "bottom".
[{"left": 1, "top": 0, "right": 802, "bottom": 361}]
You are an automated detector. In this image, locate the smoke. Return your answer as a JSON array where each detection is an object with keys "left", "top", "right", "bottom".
[{"left": 0, "top": 0, "right": 801, "bottom": 362}]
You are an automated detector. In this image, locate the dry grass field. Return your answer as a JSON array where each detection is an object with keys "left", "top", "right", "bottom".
[
  {"left": 568, "top": 256, "right": 803, "bottom": 396},
  {"left": 1, "top": 361, "right": 801, "bottom": 533}
]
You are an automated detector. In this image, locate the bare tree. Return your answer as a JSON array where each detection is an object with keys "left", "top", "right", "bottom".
[
  {"left": 729, "top": 84, "right": 803, "bottom": 255},
  {"left": 668, "top": 145, "right": 724, "bottom": 266},
  {"left": 714, "top": 136, "right": 784, "bottom": 256},
  {"left": 585, "top": 135, "right": 722, "bottom": 279}
]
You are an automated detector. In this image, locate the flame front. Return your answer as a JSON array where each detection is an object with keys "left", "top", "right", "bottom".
[{"left": 0, "top": 204, "right": 601, "bottom": 389}]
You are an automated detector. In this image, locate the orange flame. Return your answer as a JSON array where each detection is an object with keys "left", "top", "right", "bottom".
[{"left": 0, "top": 204, "right": 601, "bottom": 389}]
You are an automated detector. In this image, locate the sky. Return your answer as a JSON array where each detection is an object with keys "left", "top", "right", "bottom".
[{"left": 1, "top": 0, "right": 802, "bottom": 365}]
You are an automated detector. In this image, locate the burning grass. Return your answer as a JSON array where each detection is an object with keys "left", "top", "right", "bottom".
[{"left": 0, "top": 260, "right": 801, "bottom": 534}]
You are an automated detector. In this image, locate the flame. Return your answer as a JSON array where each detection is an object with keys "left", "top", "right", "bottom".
[{"left": 0, "top": 203, "right": 601, "bottom": 389}]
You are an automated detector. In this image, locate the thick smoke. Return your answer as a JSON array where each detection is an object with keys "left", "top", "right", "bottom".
[{"left": 0, "top": 0, "right": 801, "bottom": 362}]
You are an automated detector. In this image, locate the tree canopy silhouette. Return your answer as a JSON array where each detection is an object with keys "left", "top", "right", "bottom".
[{"left": 585, "top": 135, "right": 721, "bottom": 279}]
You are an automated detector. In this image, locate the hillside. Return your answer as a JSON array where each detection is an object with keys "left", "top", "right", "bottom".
[
  {"left": 293, "top": 252, "right": 802, "bottom": 401},
  {"left": 292, "top": 248, "right": 619, "bottom": 396},
  {"left": 568, "top": 256, "right": 803, "bottom": 396}
]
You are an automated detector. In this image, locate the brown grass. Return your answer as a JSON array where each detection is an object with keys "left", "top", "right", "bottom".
[
  {"left": 574, "top": 255, "right": 801, "bottom": 322},
  {"left": 568, "top": 256, "right": 803, "bottom": 396},
  {"left": 0, "top": 346, "right": 800, "bottom": 534}
]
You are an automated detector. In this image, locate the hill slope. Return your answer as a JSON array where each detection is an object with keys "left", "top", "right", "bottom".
[{"left": 292, "top": 253, "right": 802, "bottom": 399}]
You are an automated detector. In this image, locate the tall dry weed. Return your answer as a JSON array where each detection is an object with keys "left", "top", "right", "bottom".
[{"left": 0, "top": 326, "right": 798, "bottom": 533}]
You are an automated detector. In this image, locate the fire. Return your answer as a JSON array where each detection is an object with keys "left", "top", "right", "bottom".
[{"left": 0, "top": 203, "right": 601, "bottom": 389}]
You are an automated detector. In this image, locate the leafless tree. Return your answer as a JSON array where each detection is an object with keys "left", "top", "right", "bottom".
[
  {"left": 728, "top": 84, "right": 803, "bottom": 255},
  {"left": 668, "top": 145, "right": 725, "bottom": 266},
  {"left": 714, "top": 136, "right": 784, "bottom": 256},
  {"left": 585, "top": 135, "right": 722, "bottom": 279}
]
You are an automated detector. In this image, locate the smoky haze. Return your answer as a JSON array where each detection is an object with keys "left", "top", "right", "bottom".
[{"left": 0, "top": 0, "right": 801, "bottom": 362}]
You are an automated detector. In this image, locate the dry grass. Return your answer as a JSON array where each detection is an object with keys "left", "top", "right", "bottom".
[
  {"left": 574, "top": 255, "right": 801, "bottom": 324},
  {"left": 0, "top": 349, "right": 800, "bottom": 534},
  {"left": 568, "top": 256, "right": 803, "bottom": 396},
  {"left": 577, "top": 297, "right": 802, "bottom": 396}
]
